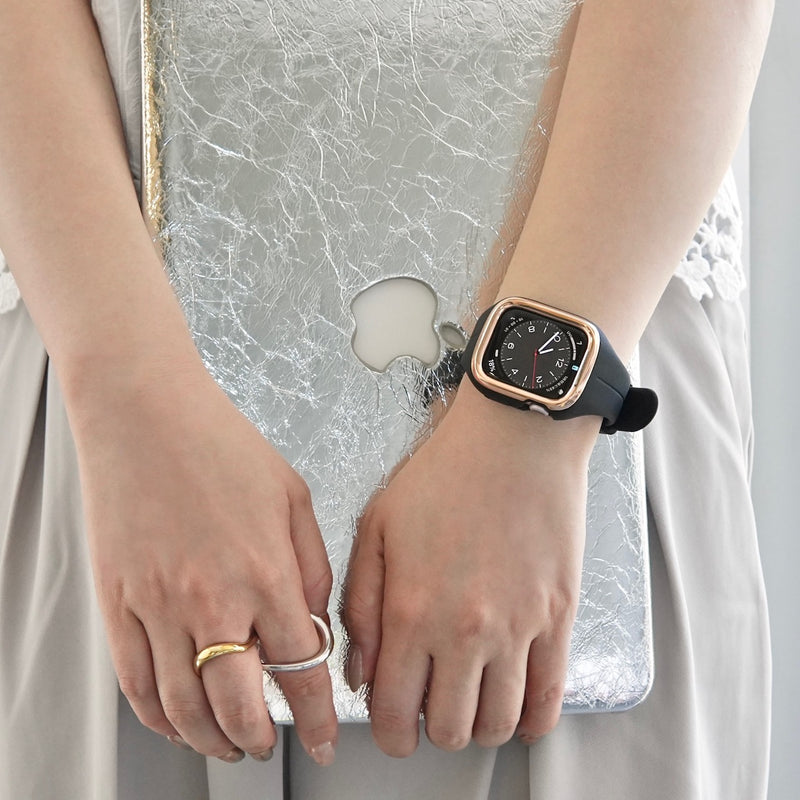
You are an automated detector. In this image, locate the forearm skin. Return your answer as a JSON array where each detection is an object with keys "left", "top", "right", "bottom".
[{"left": 495, "top": 0, "right": 773, "bottom": 360}]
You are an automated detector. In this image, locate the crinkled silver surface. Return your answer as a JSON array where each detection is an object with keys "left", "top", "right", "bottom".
[{"left": 142, "top": 0, "right": 652, "bottom": 720}]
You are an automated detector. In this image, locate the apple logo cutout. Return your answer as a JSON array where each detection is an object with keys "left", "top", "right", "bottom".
[{"left": 350, "top": 277, "right": 466, "bottom": 372}]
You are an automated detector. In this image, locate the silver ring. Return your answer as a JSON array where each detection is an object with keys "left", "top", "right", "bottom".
[{"left": 259, "top": 614, "right": 334, "bottom": 674}]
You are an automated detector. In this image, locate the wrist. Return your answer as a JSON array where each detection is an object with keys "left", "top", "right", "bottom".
[
  {"left": 450, "top": 377, "right": 600, "bottom": 463},
  {"left": 56, "top": 330, "right": 213, "bottom": 445},
  {"left": 494, "top": 271, "right": 640, "bottom": 365}
]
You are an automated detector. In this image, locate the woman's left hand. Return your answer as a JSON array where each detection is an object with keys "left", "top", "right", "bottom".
[{"left": 343, "top": 381, "right": 599, "bottom": 756}]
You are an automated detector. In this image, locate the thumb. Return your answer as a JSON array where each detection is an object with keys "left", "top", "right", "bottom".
[{"left": 342, "top": 513, "right": 385, "bottom": 692}]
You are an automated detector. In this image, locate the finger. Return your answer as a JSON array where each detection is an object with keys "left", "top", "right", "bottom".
[
  {"left": 287, "top": 482, "right": 333, "bottom": 616},
  {"left": 253, "top": 573, "right": 338, "bottom": 766},
  {"left": 423, "top": 655, "right": 483, "bottom": 752},
  {"left": 196, "top": 628, "right": 277, "bottom": 760},
  {"left": 369, "top": 635, "right": 429, "bottom": 758},
  {"left": 517, "top": 627, "right": 571, "bottom": 743},
  {"left": 342, "top": 516, "right": 385, "bottom": 691},
  {"left": 472, "top": 652, "right": 528, "bottom": 748},
  {"left": 107, "top": 608, "right": 178, "bottom": 739},
  {"left": 147, "top": 621, "right": 241, "bottom": 760}
]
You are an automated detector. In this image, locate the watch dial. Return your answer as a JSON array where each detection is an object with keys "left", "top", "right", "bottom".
[{"left": 481, "top": 308, "right": 589, "bottom": 400}]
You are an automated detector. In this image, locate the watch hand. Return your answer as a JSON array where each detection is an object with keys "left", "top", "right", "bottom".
[
  {"left": 532, "top": 349, "right": 539, "bottom": 388},
  {"left": 539, "top": 332, "right": 559, "bottom": 352},
  {"left": 538, "top": 347, "right": 554, "bottom": 355}
]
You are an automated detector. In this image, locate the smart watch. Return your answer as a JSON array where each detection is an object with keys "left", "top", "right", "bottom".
[{"left": 460, "top": 297, "right": 658, "bottom": 434}]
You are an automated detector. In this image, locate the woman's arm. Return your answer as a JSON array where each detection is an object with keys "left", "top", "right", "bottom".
[
  {"left": 497, "top": 0, "right": 773, "bottom": 359},
  {"left": 344, "top": 0, "right": 773, "bottom": 756},
  {"left": 0, "top": 0, "right": 338, "bottom": 765}
]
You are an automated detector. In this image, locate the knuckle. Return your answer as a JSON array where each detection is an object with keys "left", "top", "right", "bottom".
[
  {"left": 125, "top": 576, "right": 168, "bottom": 612},
  {"left": 162, "top": 696, "right": 208, "bottom": 731},
  {"left": 535, "top": 681, "right": 564, "bottom": 709},
  {"left": 117, "top": 672, "right": 152, "bottom": 708},
  {"left": 97, "top": 576, "right": 127, "bottom": 615},
  {"left": 520, "top": 686, "right": 563, "bottom": 738},
  {"left": 453, "top": 603, "right": 493, "bottom": 643},
  {"left": 370, "top": 703, "right": 413, "bottom": 734},
  {"left": 549, "top": 585, "right": 578, "bottom": 622},
  {"left": 151, "top": 567, "right": 239, "bottom": 621},
  {"left": 527, "top": 583, "right": 577, "bottom": 632},
  {"left": 473, "top": 717, "right": 518, "bottom": 748},
  {"left": 214, "top": 702, "right": 266, "bottom": 739},
  {"left": 198, "top": 605, "right": 241, "bottom": 636},
  {"left": 289, "top": 476, "right": 314, "bottom": 509},
  {"left": 385, "top": 597, "right": 427, "bottom": 634},
  {"left": 256, "top": 564, "right": 288, "bottom": 599},
  {"left": 282, "top": 667, "right": 327, "bottom": 702},
  {"left": 425, "top": 723, "right": 471, "bottom": 752},
  {"left": 343, "top": 585, "right": 377, "bottom": 633},
  {"left": 306, "top": 563, "right": 333, "bottom": 603}
]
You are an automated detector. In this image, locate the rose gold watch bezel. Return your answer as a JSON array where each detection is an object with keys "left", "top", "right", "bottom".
[{"left": 469, "top": 297, "right": 601, "bottom": 413}]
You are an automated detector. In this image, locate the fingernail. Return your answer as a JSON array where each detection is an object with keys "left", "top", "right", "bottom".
[
  {"left": 250, "top": 748, "right": 274, "bottom": 762},
  {"left": 166, "top": 734, "right": 193, "bottom": 751},
  {"left": 346, "top": 646, "right": 363, "bottom": 692},
  {"left": 218, "top": 747, "right": 246, "bottom": 764},
  {"left": 309, "top": 740, "right": 336, "bottom": 766},
  {"left": 518, "top": 733, "right": 540, "bottom": 746}
]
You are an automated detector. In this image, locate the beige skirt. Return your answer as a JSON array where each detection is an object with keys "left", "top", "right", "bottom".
[{"left": 0, "top": 271, "right": 770, "bottom": 800}]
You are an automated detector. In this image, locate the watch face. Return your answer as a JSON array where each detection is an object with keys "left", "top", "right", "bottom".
[{"left": 481, "top": 308, "right": 590, "bottom": 400}]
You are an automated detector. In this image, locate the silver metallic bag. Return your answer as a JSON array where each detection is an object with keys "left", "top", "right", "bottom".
[{"left": 141, "top": 0, "right": 652, "bottom": 721}]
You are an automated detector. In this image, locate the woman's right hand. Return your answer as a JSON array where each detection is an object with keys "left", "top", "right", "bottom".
[{"left": 66, "top": 357, "right": 337, "bottom": 765}]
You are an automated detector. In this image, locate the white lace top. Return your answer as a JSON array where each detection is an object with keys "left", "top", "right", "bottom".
[{"left": 0, "top": 260, "right": 17, "bottom": 315}]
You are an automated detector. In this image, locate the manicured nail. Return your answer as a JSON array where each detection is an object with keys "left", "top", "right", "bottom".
[
  {"left": 346, "top": 646, "right": 363, "bottom": 692},
  {"left": 166, "top": 734, "right": 193, "bottom": 751},
  {"left": 250, "top": 748, "right": 274, "bottom": 762},
  {"left": 309, "top": 741, "right": 336, "bottom": 766},
  {"left": 218, "top": 747, "right": 246, "bottom": 764}
]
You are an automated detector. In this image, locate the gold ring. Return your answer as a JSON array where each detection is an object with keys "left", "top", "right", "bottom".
[
  {"left": 193, "top": 615, "right": 334, "bottom": 677},
  {"left": 193, "top": 633, "right": 258, "bottom": 676}
]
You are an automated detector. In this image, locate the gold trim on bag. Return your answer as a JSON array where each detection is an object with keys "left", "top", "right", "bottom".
[{"left": 141, "top": 0, "right": 165, "bottom": 249}]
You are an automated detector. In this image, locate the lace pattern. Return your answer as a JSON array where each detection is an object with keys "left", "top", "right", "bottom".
[
  {"left": 0, "top": 250, "right": 20, "bottom": 315},
  {"left": 675, "top": 169, "right": 746, "bottom": 302},
  {"left": 0, "top": 170, "right": 747, "bottom": 318}
]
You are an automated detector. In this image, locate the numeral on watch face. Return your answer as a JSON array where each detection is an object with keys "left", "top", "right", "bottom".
[{"left": 499, "top": 317, "right": 574, "bottom": 391}]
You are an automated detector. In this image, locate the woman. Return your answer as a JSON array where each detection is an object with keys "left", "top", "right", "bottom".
[{"left": 0, "top": 0, "right": 773, "bottom": 798}]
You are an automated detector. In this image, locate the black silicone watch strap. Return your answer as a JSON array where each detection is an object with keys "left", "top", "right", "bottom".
[{"left": 549, "top": 327, "right": 629, "bottom": 429}]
